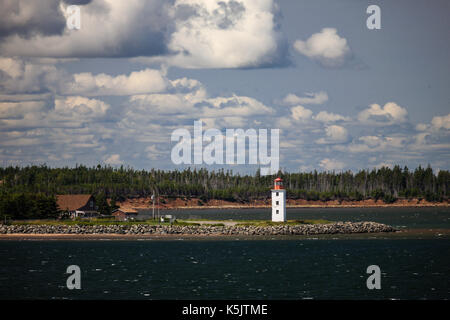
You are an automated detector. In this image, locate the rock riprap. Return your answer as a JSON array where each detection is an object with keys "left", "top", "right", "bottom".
[{"left": 0, "top": 222, "right": 397, "bottom": 235}]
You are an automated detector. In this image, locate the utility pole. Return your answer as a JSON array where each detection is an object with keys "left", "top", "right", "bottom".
[
  {"left": 157, "top": 194, "right": 160, "bottom": 224},
  {"left": 151, "top": 193, "right": 155, "bottom": 220}
]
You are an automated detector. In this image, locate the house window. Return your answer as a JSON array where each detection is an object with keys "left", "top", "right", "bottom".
[
  {"left": 276, "top": 209, "right": 279, "bottom": 214},
  {"left": 276, "top": 201, "right": 279, "bottom": 205},
  {"left": 90, "top": 201, "right": 94, "bottom": 208},
  {"left": 276, "top": 192, "right": 279, "bottom": 196}
]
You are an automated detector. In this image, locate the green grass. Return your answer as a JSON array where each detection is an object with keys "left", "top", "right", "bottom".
[
  {"left": 178, "top": 218, "right": 332, "bottom": 226},
  {"left": 11, "top": 219, "right": 168, "bottom": 226},
  {"left": 234, "top": 219, "right": 332, "bottom": 226},
  {"left": 171, "top": 220, "right": 201, "bottom": 226}
]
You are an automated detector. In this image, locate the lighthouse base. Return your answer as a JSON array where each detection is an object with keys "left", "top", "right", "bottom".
[{"left": 271, "top": 189, "right": 286, "bottom": 222}]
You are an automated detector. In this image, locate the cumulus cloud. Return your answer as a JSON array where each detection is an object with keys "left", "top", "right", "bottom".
[
  {"left": 145, "top": 145, "right": 165, "bottom": 160},
  {"left": 0, "top": 95, "right": 111, "bottom": 132},
  {"left": 319, "top": 158, "right": 345, "bottom": 171},
  {"left": 62, "top": 68, "right": 167, "bottom": 96},
  {"left": 431, "top": 114, "right": 450, "bottom": 130},
  {"left": 0, "top": 54, "right": 448, "bottom": 171},
  {"left": 316, "top": 125, "right": 348, "bottom": 144},
  {"left": 293, "top": 28, "right": 351, "bottom": 67},
  {"left": 0, "top": 100, "right": 48, "bottom": 120},
  {"left": 282, "top": 91, "right": 328, "bottom": 105},
  {"left": 0, "top": 57, "right": 64, "bottom": 94},
  {"left": 291, "top": 105, "right": 313, "bottom": 121},
  {"left": 0, "top": 0, "right": 171, "bottom": 58},
  {"left": 0, "top": 0, "right": 286, "bottom": 69},
  {"left": 411, "top": 113, "right": 450, "bottom": 152},
  {"left": 128, "top": 78, "right": 206, "bottom": 116},
  {"left": 338, "top": 135, "right": 407, "bottom": 153},
  {"left": 54, "top": 96, "right": 109, "bottom": 118},
  {"left": 314, "top": 111, "right": 350, "bottom": 123},
  {"left": 138, "top": 0, "right": 287, "bottom": 68},
  {"left": 0, "top": 58, "right": 167, "bottom": 96},
  {"left": 357, "top": 102, "right": 408, "bottom": 125},
  {"left": 200, "top": 95, "right": 274, "bottom": 127},
  {"left": 104, "top": 154, "right": 123, "bottom": 165}
]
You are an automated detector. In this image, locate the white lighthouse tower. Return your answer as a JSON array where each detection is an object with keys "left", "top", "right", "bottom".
[{"left": 271, "top": 177, "right": 286, "bottom": 222}]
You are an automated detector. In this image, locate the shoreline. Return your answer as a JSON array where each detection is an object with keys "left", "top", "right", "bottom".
[
  {"left": 143, "top": 203, "right": 450, "bottom": 210},
  {"left": 1, "top": 229, "right": 449, "bottom": 241},
  {"left": 119, "top": 197, "right": 449, "bottom": 211},
  {"left": 0, "top": 221, "right": 398, "bottom": 238},
  {"left": 0, "top": 231, "right": 400, "bottom": 241}
]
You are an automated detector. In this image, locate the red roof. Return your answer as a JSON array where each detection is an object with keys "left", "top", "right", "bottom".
[
  {"left": 56, "top": 194, "right": 93, "bottom": 211},
  {"left": 274, "top": 177, "right": 283, "bottom": 182}
]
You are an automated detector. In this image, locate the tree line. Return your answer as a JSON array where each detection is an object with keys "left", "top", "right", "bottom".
[{"left": 0, "top": 164, "right": 448, "bottom": 220}]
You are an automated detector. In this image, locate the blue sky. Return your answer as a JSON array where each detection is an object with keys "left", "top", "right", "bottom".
[{"left": 0, "top": 0, "right": 449, "bottom": 173}]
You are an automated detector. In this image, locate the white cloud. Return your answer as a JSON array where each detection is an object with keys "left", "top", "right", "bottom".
[
  {"left": 339, "top": 135, "right": 407, "bottom": 153},
  {"left": 431, "top": 114, "right": 450, "bottom": 130},
  {"left": 0, "top": 58, "right": 168, "bottom": 96},
  {"left": 291, "top": 105, "right": 313, "bottom": 121},
  {"left": 160, "top": 0, "right": 285, "bottom": 68},
  {"left": 0, "top": 57, "right": 22, "bottom": 78},
  {"left": 202, "top": 95, "right": 274, "bottom": 119},
  {"left": 415, "top": 123, "right": 428, "bottom": 131},
  {"left": 63, "top": 68, "right": 167, "bottom": 96},
  {"left": 0, "top": 57, "right": 64, "bottom": 94},
  {"left": 54, "top": 96, "right": 110, "bottom": 118},
  {"left": 413, "top": 114, "right": 450, "bottom": 148},
  {"left": 316, "top": 125, "right": 348, "bottom": 144},
  {"left": 128, "top": 76, "right": 207, "bottom": 115},
  {"left": 282, "top": 91, "right": 328, "bottom": 105},
  {"left": 145, "top": 145, "right": 165, "bottom": 160},
  {"left": 293, "top": 28, "right": 351, "bottom": 67},
  {"left": 1, "top": 1, "right": 286, "bottom": 69},
  {"left": 319, "top": 158, "right": 345, "bottom": 171},
  {"left": 0, "top": 100, "right": 47, "bottom": 119},
  {"left": 104, "top": 154, "right": 123, "bottom": 165},
  {"left": 357, "top": 102, "right": 408, "bottom": 125},
  {"left": 409, "top": 114, "right": 450, "bottom": 152},
  {"left": 314, "top": 111, "right": 350, "bottom": 123}
]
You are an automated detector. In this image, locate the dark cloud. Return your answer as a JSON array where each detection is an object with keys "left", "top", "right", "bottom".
[
  {"left": 0, "top": 0, "right": 66, "bottom": 38},
  {"left": 0, "top": 0, "right": 287, "bottom": 68},
  {"left": 63, "top": 0, "right": 93, "bottom": 4},
  {"left": 0, "top": 0, "right": 174, "bottom": 58}
]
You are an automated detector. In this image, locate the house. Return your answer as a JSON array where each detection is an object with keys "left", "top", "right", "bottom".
[
  {"left": 56, "top": 194, "right": 98, "bottom": 219},
  {"left": 112, "top": 208, "right": 138, "bottom": 221}
]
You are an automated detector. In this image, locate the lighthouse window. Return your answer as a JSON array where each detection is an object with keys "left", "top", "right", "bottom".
[
  {"left": 276, "top": 192, "right": 279, "bottom": 196},
  {"left": 276, "top": 210, "right": 279, "bottom": 214},
  {"left": 276, "top": 201, "right": 279, "bottom": 205}
]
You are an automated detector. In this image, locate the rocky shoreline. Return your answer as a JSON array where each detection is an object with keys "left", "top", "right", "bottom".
[{"left": 0, "top": 222, "right": 397, "bottom": 236}]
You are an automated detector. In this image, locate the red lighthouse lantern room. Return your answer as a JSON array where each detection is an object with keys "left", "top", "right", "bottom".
[{"left": 274, "top": 177, "right": 284, "bottom": 190}]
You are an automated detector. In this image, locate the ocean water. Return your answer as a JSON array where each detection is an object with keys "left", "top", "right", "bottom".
[{"left": 0, "top": 208, "right": 449, "bottom": 300}]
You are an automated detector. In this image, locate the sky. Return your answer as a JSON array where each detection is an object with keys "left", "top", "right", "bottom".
[{"left": 0, "top": 0, "right": 449, "bottom": 174}]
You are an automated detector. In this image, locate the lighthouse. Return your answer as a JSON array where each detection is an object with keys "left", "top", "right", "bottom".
[{"left": 271, "top": 177, "right": 286, "bottom": 222}]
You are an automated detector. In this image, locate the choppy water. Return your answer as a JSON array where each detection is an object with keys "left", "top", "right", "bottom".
[{"left": 0, "top": 208, "right": 449, "bottom": 300}]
